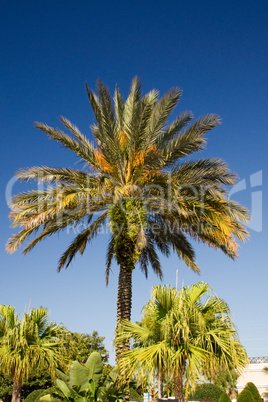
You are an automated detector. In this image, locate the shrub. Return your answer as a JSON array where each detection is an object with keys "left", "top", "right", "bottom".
[
  {"left": 237, "top": 389, "right": 255, "bottom": 402},
  {"left": 244, "top": 383, "right": 262, "bottom": 402},
  {"left": 191, "top": 383, "right": 223, "bottom": 401},
  {"left": 218, "top": 393, "right": 232, "bottom": 402},
  {"left": 129, "top": 387, "right": 142, "bottom": 399},
  {"left": 24, "top": 387, "right": 55, "bottom": 402},
  {"left": 0, "top": 374, "right": 13, "bottom": 401}
]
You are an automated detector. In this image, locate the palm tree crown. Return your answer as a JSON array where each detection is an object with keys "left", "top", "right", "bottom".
[
  {"left": 117, "top": 283, "right": 248, "bottom": 402},
  {"left": 0, "top": 305, "right": 64, "bottom": 402},
  {"left": 7, "top": 78, "right": 249, "bottom": 358}
]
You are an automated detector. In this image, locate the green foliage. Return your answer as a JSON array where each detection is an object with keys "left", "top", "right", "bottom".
[
  {"left": 0, "top": 373, "right": 54, "bottom": 401},
  {"left": 243, "top": 383, "right": 262, "bottom": 402},
  {"left": 65, "top": 331, "right": 109, "bottom": 363},
  {"left": 218, "top": 392, "right": 232, "bottom": 402},
  {"left": 101, "top": 364, "right": 114, "bottom": 379},
  {"left": 0, "top": 373, "right": 13, "bottom": 401},
  {"left": 21, "top": 373, "right": 53, "bottom": 400},
  {"left": 118, "top": 282, "right": 247, "bottom": 400},
  {"left": 0, "top": 367, "right": 53, "bottom": 401},
  {"left": 24, "top": 387, "right": 56, "bottom": 402},
  {"left": 162, "top": 374, "right": 174, "bottom": 398},
  {"left": 129, "top": 387, "right": 142, "bottom": 399},
  {"left": 0, "top": 329, "right": 109, "bottom": 401},
  {"left": 40, "top": 352, "right": 125, "bottom": 401},
  {"left": 204, "top": 364, "right": 239, "bottom": 393},
  {"left": 191, "top": 383, "right": 223, "bottom": 401},
  {"left": 237, "top": 389, "right": 255, "bottom": 402},
  {"left": 0, "top": 305, "right": 65, "bottom": 401}
]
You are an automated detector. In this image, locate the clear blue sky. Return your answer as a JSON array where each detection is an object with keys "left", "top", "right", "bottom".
[{"left": 1, "top": 0, "right": 267, "bottom": 364}]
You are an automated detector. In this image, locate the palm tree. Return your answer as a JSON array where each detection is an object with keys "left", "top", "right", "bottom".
[
  {"left": 6, "top": 78, "right": 249, "bottom": 360},
  {"left": 0, "top": 305, "right": 64, "bottom": 402},
  {"left": 117, "top": 283, "right": 248, "bottom": 402}
]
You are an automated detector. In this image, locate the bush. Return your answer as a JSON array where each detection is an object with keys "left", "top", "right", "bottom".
[
  {"left": 0, "top": 374, "right": 13, "bottom": 401},
  {"left": 244, "top": 383, "right": 262, "bottom": 402},
  {"left": 237, "top": 389, "right": 255, "bottom": 402},
  {"left": 191, "top": 383, "right": 223, "bottom": 401},
  {"left": 129, "top": 387, "right": 142, "bottom": 399},
  {"left": 218, "top": 393, "right": 232, "bottom": 402},
  {"left": 24, "top": 387, "right": 55, "bottom": 402}
]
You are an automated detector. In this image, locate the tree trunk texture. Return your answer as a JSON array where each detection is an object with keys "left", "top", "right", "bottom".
[
  {"left": 11, "top": 379, "right": 22, "bottom": 402},
  {"left": 173, "top": 368, "right": 184, "bottom": 402},
  {"left": 116, "top": 264, "right": 132, "bottom": 362},
  {"left": 157, "top": 371, "right": 163, "bottom": 399}
]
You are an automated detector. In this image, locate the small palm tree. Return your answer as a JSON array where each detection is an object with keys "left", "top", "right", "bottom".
[
  {"left": 6, "top": 78, "right": 249, "bottom": 360},
  {"left": 0, "top": 305, "right": 64, "bottom": 402},
  {"left": 117, "top": 282, "right": 248, "bottom": 402}
]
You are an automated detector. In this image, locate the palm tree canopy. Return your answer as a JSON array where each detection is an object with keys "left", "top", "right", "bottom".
[
  {"left": 6, "top": 78, "right": 249, "bottom": 282},
  {"left": 0, "top": 305, "right": 65, "bottom": 382},
  {"left": 117, "top": 282, "right": 248, "bottom": 393}
]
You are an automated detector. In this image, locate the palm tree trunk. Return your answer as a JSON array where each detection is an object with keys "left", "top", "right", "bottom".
[
  {"left": 116, "top": 264, "right": 132, "bottom": 362},
  {"left": 174, "top": 368, "right": 184, "bottom": 402},
  {"left": 157, "top": 371, "right": 163, "bottom": 399},
  {"left": 12, "top": 379, "right": 22, "bottom": 402}
]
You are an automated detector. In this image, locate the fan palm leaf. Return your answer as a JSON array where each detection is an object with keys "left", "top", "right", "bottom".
[
  {"left": 0, "top": 306, "right": 65, "bottom": 402},
  {"left": 117, "top": 283, "right": 247, "bottom": 402}
]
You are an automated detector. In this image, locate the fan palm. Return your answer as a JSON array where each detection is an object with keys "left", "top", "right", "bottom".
[
  {"left": 117, "top": 283, "right": 248, "bottom": 402},
  {"left": 0, "top": 305, "right": 64, "bottom": 402},
  {"left": 6, "top": 78, "right": 249, "bottom": 360}
]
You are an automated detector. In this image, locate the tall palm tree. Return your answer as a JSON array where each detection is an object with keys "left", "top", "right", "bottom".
[
  {"left": 0, "top": 305, "right": 64, "bottom": 402},
  {"left": 6, "top": 78, "right": 249, "bottom": 360},
  {"left": 117, "top": 283, "right": 248, "bottom": 402}
]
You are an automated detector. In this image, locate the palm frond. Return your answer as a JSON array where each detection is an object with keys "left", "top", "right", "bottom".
[
  {"left": 114, "top": 84, "right": 124, "bottom": 133},
  {"left": 34, "top": 122, "right": 95, "bottom": 165},
  {"left": 158, "top": 111, "right": 193, "bottom": 146},
  {"left": 105, "top": 236, "right": 115, "bottom": 286},
  {"left": 171, "top": 158, "right": 237, "bottom": 187},
  {"left": 147, "top": 87, "right": 182, "bottom": 141},
  {"left": 123, "top": 76, "right": 142, "bottom": 139},
  {"left": 163, "top": 114, "right": 221, "bottom": 165},
  {"left": 58, "top": 212, "right": 108, "bottom": 271},
  {"left": 139, "top": 239, "right": 163, "bottom": 279},
  {"left": 96, "top": 79, "right": 116, "bottom": 140},
  {"left": 16, "top": 166, "right": 90, "bottom": 184}
]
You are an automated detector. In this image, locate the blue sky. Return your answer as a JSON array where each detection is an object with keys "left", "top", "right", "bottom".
[{"left": 1, "top": 0, "right": 268, "bottom": 364}]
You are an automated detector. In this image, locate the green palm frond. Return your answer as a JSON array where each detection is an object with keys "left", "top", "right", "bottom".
[
  {"left": 105, "top": 236, "right": 115, "bottom": 285},
  {"left": 58, "top": 212, "right": 108, "bottom": 271},
  {"left": 163, "top": 114, "right": 221, "bottom": 166},
  {"left": 118, "top": 282, "right": 247, "bottom": 394},
  {"left": 158, "top": 111, "right": 193, "bottom": 146},
  {"left": 123, "top": 76, "right": 143, "bottom": 139},
  {"left": 147, "top": 87, "right": 182, "bottom": 141},
  {"left": 96, "top": 79, "right": 116, "bottom": 139},
  {"left": 59, "top": 117, "right": 95, "bottom": 153},
  {"left": 113, "top": 84, "right": 125, "bottom": 137},
  {"left": 139, "top": 239, "right": 163, "bottom": 279},
  {"left": 16, "top": 166, "right": 90, "bottom": 184},
  {"left": 34, "top": 122, "right": 96, "bottom": 165},
  {"left": 170, "top": 158, "right": 237, "bottom": 186},
  {"left": 0, "top": 305, "right": 65, "bottom": 384}
]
